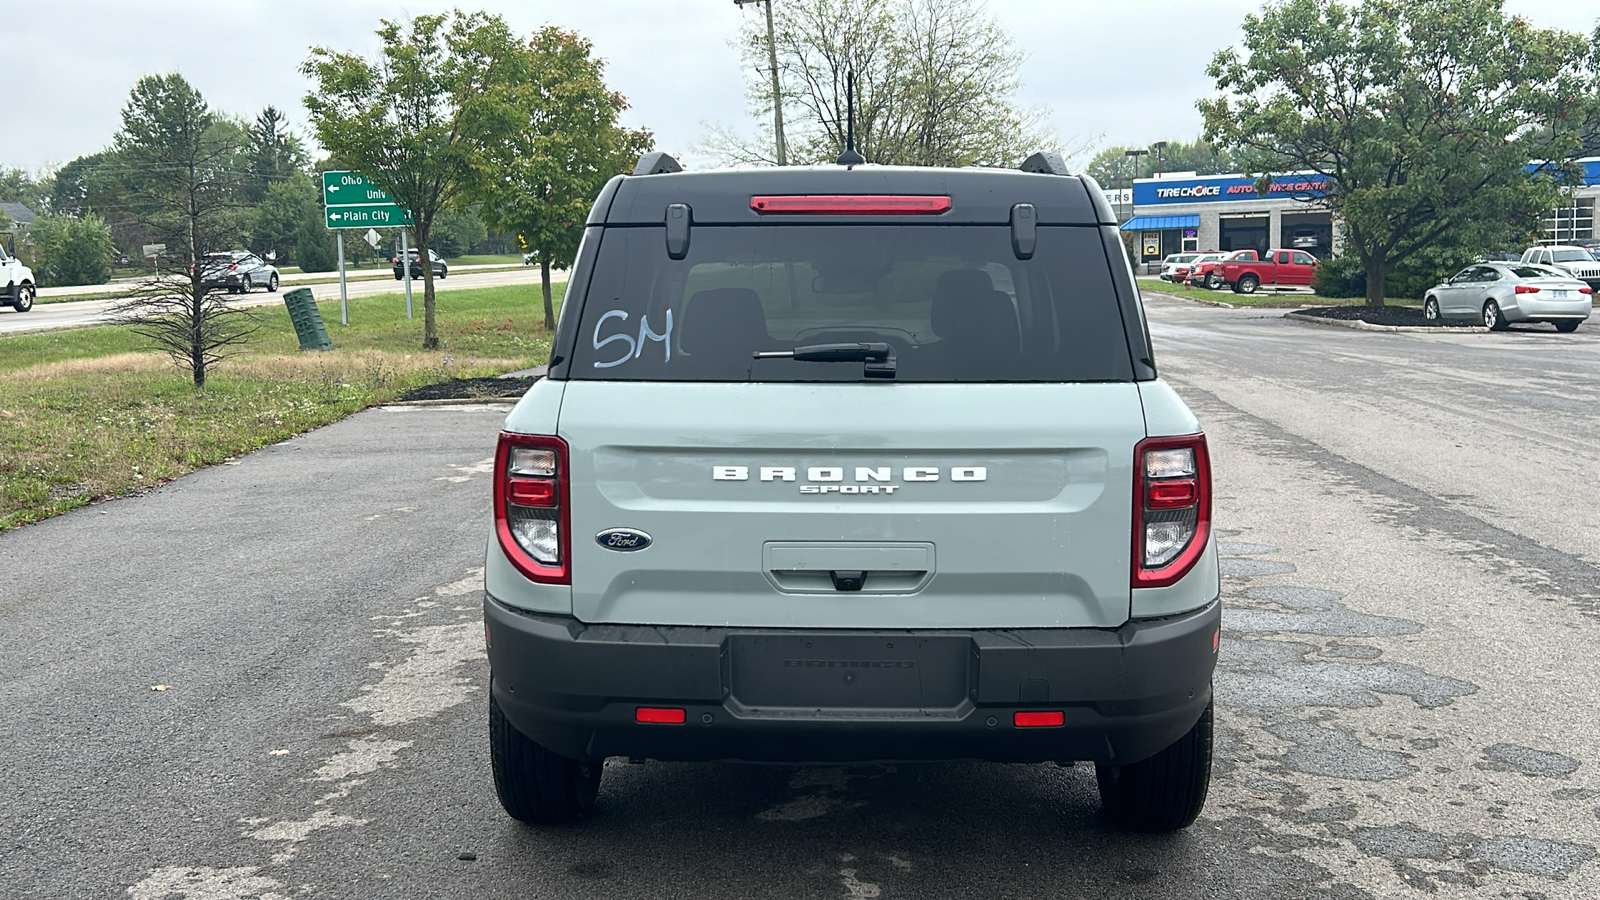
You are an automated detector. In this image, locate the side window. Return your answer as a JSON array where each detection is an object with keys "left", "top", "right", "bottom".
[
  {"left": 1480, "top": 267, "right": 1502, "bottom": 281},
  {"left": 1276, "top": 251, "right": 1291, "bottom": 264},
  {"left": 1292, "top": 252, "right": 1315, "bottom": 266},
  {"left": 1539, "top": 250, "right": 1553, "bottom": 265}
]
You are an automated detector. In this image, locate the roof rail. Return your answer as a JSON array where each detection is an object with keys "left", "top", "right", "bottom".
[
  {"left": 633, "top": 152, "right": 683, "bottom": 176},
  {"left": 1019, "top": 152, "right": 1068, "bottom": 176}
]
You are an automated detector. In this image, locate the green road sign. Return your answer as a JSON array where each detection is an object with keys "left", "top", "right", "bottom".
[{"left": 322, "top": 171, "right": 411, "bottom": 230}]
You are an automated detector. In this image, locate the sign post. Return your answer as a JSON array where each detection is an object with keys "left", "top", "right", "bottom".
[
  {"left": 400, "top": 231, "right": 413, "bottom": 319},
  {"left": 322, "top": 171, "right": 413, "bottom": 325}
]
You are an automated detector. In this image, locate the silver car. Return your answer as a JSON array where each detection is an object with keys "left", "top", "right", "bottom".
[{"left": 1423, "top": 262, "right": 1593, "bottom": 332}]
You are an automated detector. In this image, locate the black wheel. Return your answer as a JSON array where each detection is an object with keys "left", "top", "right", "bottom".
[
  {"left": 1206, "top": 274, "right": 1222, "bottom": 290},
  {"left": 394, "top": 273, "right": 403, "bottom": 280},
  {"left": 267, "top": 273, "right": 279, "bottom": 293},
  {"left": 438, "top": 266, "right": 447, "bottom": 279},
  {"left": 1423, "top": 297, "right": 1440, "bottom": 322},
  {"left": 1097, "top": 700, "right": 1213, "bottom": 832},
  {"left": 1555, "top": 320, "right": 1580, "bottom": 333},
  {"left": 1237, "top": 274, "right": 1260, "bottom": 295},
  {"left": 489, "top": 689, "right": 602, "bottom": 824},
  {"left": 1483, "top": 300, "right": 1508, "bottom": 331},
  {"left": 240, "top": 276, "right": 251, "bottom": 294},
  {"left": 12, "top": 282, "right": 34, "bottom": 312}
]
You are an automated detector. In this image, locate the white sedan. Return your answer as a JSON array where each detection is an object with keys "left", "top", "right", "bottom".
[{"left": 1423, "top": 262, "right": 1593, "bottom": 332}]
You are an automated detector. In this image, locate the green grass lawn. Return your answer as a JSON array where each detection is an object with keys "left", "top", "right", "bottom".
[
  {"left": 0, "top": 284, "right": 560, "bottom": 530},
  {"left": 1135, "top": 277, "right": 1401, "bottom": 308},
  {"left": 449, "top": 253, "right": 527, "bottom": 266}
]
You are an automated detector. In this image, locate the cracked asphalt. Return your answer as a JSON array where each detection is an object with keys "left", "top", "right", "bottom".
[{"left": 3, "top": 294, "right": 1600, "bottom": 898}]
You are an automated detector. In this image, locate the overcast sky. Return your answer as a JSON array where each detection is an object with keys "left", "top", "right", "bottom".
[{"left": 9, "top": 0, "right": 1598, "bottom": 176}]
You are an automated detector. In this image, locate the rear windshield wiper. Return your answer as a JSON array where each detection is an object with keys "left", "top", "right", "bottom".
[{"left": 753, "top": 342, "right": 896, "bottom": 379}]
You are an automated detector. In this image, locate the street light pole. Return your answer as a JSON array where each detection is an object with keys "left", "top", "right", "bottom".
[
  {"left": 735, "top": 0, "right": 787, "bottom": 166},
  {"left": 1151, "top": 141, "right": 1168, "bottom": 177}
]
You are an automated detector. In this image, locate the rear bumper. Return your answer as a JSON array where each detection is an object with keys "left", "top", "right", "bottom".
[{"left": 485, "top": 596, "right": 1220, "bottom": 765}]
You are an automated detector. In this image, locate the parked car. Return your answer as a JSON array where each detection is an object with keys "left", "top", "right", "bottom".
[
  {"left": 1187, "top": 249, "right": 1257, "bottom": 290},
  {"left": 1519, "top": 245, "right": 1600, "bottom": 291},
  {"left": 0, "top": 243, "right": 35, "bottom": 312},
  {"left": 1171, "top": 251, "right": 1225, "bottom": 285},
  {"left": 192, "top": 251, "right": 279, "bottom": 293},
  {"left": 1220, "top": 248, "right": 1318, "bottom": 294},
  {"left": 393, "top": 249, "right": 447, "bottom": 280},
  {"left": 484, "top": 151, "right": 1220, "bottom": 833},
  {"left": 1424, "top": 262, "right": 1592, "bottom": 332},
  {"left": 1158, "top": 252, "right": 1201, "bottom": 282}
]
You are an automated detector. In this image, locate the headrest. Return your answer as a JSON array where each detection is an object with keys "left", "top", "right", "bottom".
[{"left": 680, "top": 287, "right": 769, "bottom": 357}]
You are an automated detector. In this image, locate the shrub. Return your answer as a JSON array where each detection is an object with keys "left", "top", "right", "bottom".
[
  {"left": 24, "top": 213, "right": 114, "bottom": 287},
  {"left": 1311, "top": 254, "right": 1364, "bottom": 298}
]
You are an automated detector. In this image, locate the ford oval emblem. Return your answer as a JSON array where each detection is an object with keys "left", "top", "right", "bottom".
[{"left": 596, "top": 528, "right": 652, "bottom": 552}]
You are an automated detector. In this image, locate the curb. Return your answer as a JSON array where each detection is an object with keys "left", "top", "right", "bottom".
[
  {"left": 379, "top": 398, "right": 520, "bottom": 407},
  {"left": 1282, "top": 312, "right": 1487, "bottom": 333},
  {"left": 1142, "top": 289, "right": 1239, "bottom": 309}
]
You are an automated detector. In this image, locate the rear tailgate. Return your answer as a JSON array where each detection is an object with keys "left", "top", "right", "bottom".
[{"left": 559, "top": 381, "right": 1143, "bottom": 630}]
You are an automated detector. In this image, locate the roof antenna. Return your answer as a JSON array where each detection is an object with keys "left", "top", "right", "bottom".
[{"left": 836, "top": 69, "right": 865, "bottom": 167}]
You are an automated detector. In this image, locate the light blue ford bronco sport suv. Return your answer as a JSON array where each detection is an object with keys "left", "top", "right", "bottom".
[{"left": 484, "top": 151, "right": 1219, "bottom": 832}]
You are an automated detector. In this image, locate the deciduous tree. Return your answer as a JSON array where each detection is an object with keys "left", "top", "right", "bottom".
[
  {"left": 705, "top": 0, "right": 1077, "bottom": 168},
  {"left": 481, "top": 27, "right": 652, "bottom": 330},
  {"left": 302, "top": 12, "right": 527, "bottom": 350},
  {"left": 1200, "top": 0, "right": 1595, "bottom": 306}
]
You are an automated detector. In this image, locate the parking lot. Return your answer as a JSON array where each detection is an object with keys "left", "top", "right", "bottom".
[{"left": 3, "top": 294, "right": 1599, "bottom": 898}]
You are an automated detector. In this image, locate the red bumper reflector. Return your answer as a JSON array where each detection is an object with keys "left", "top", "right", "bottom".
[
  {"left": 1147, "top": 478, "right": 1198, "bottom": 509},
  {"left": 1014, "top": 711, "right": 1065, "bottom": 728},
  {"left": 750, "top": 195, "right": 952, "bottom": 215},
  {"left": 1213, "top": 629, "right": 1220, "bottom": 653},
  {"left": 507, "top": 477, "right": 557, "bottom": 507},
  {"left": 636, "top": 707, "right": 686, "bottom": 725}
]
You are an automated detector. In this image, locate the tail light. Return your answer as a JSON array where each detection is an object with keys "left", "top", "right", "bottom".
[
  {"left": 229, "top": 264, "right": 238, "bottom": 271},
  {"left": 750, "top": 195, "right": 952, "bottom": 215},
  {"left": 1515, "top": 285, "right": 1540, "bottom": 294},
  {"left": 1581, "top": 286, "right": 1594, "bottom": 295},
  {"left": 494, "top": 433, "right": 570, "bottom": 584},
  {"left": 1132, "top": 434, "right": 1211, "bottom": 588}
]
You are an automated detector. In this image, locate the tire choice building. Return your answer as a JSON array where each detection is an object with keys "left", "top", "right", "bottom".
[
  {"left": 1538, "top": 157, "right": 1599, "bottom": 246},
  {"left": 1120, "top": 158, "right": 1600, "bottom": 267},
  {"left": 1121, "top": 171, "right": 1339, "bottom": 266}
]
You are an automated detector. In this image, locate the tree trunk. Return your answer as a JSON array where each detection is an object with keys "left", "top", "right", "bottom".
[
  {"left": 540, "top": 257, "right": 554, "bottom": 331},
  {"left": 416, "top": 230, "right": 440, "bottom": 350},
  {"left": 1364, "top": 261, "right": 1387, "bottom": 308}
]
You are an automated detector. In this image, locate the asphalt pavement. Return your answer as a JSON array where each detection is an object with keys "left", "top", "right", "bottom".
[
  {"left": 3, "top": 295, "right": 1600, "bottom": 898},
  {"left": 0, "top": 267, "right": 545, "bottom": 336}
]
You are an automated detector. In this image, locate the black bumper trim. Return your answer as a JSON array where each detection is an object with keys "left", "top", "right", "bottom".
[{"left": 485, "top": 597, "right": 1220, "bottom": 765}]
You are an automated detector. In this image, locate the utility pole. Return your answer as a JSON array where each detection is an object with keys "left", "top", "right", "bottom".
[
  {"left": 1151, "top": 141, "right": 1168, "bottom": 177},
  {"left": 735, "top": 0, "right": 787, "bottom": 165}
]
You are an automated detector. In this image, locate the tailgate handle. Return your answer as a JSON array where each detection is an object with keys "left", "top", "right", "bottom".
[{"left": 829, "top": 570, "right": 866, "bottom": 592}]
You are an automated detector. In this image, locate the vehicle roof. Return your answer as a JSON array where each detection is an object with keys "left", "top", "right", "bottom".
[
  {"left": 592, "top": 164, "right": 1112, "bottom": 227},
  {"left": 1529, "top": 245, "right": 1592, "bottom": 252}
]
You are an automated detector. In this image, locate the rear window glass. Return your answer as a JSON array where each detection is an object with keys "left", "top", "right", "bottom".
[
  {"left": 1552, "top": 249, "right": 1595, "bottom": 263},
  {"left": 568, "top": 225, "right": 1132, "bottom": 382},
  {"left": 1510, "top": 265, "right": 1566, "bottom": 279}
]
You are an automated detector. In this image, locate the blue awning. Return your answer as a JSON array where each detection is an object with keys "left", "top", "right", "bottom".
[{"left": 1119, "top": 214, "right": 1200, "bottom": 231}]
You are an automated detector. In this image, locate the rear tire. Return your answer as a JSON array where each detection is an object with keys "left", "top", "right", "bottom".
[
  {"left": 267, "top": 274, "right": 279, "bottom": 293},
  {"left": 1484, "top": 300, "right": 1508, "bottom": 331},
  {"left": 1555, "top": 320, "right": 1580, "bottom": 333},
  {"left": 1097, "top": 700, "right": 1213, "bottom": 832},
  {"left": 1237, "top": 274, "right": 1260, "bottom": 295},
  {"left": 490, "top": 689, "right": 602, "bottom": 824}
]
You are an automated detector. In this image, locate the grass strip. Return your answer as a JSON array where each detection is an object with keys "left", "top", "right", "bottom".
[{"left": 0, "top": 283, "right": 558, "bottom": 530}]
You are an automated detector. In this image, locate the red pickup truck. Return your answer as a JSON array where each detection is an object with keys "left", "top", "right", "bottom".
[
  {"left": 1187, "top": 249, "right": 1257, "bottom": 290},
  {"left": 1221, "top": 249, "right": 1319, "bottom": 294}
]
